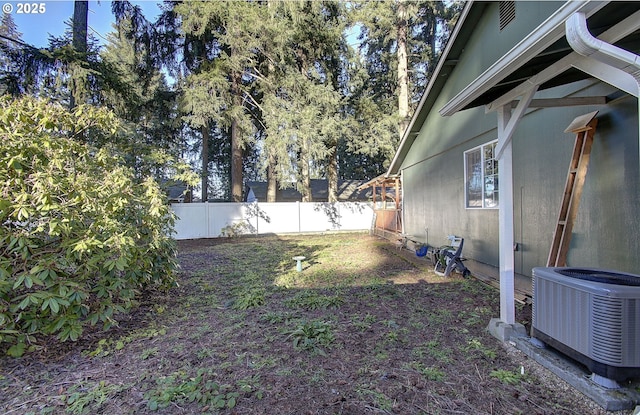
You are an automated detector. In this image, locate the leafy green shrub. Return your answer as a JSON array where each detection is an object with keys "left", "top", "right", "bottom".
[
  {"left": 145, "top": 368, "right": 239, "bottom": 411},
  {"left": 286, "top": 320, "right": 335, "bottom": 355},
  {"left": 233, "top": 287, "right": 265, "bottom": 310},
  {"left": 0, "top": 97, "right": 178, "bottom": 356}
]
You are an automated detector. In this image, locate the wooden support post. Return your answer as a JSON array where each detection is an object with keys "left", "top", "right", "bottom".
[
  {"left": 395, "top": 178, "right": 401, "bottom": 232},
  {"left": 495, "top": 88, "right": 536, "bottom": 327},
  {"left": 497, "top": 104, "right": 516, "bottom": 325},
  {"left": 382, "top": 181, "right": 387, "bottom": 211}
]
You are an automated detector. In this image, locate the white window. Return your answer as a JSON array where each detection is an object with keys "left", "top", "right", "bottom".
[{"left": 464, "top": 140, "right": 498, "bottom": 209}]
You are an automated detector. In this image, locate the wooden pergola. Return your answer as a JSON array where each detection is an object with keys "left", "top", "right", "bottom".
[{"left": 358, "top": 174, "right": 402, "bottom": 238}]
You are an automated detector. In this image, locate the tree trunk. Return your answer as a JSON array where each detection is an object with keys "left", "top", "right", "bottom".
[
  {"left": 230, "top": 68, "right": 243, "bottom": 202},
  {"left": 267, "top": 146, "right": 278, "bottom": 202},
  {"left": 397, "top": 0, "right": 410, "bottom": 138},
  {"left": 70, "top": 0, "right": 88, "bottom": 110},
  {"left": 230, "top": 117, "right": 243, "bottom": 202},
  {"left": 264, "top": 21, "right": 278, "bottom": 203},
  {"left": 201, "top": 125, "right": 209, "bottom": 202},
  {"left": 299, "top": 137, "right": 312, "bottom": 202},
  {"left": 327, "top": 143, "right": 338, "bottom": 203}
]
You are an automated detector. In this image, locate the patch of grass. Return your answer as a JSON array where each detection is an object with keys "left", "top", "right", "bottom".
[
  {"left": 407, "top": 362, "right": 446, "bottom": 382},
  {"left": 84, "top": 327, "right": 167, "bottom": 358},
  {"left": 63, "top": 381, "right": 130, "bottom": 414},
  {"left": 260, "top": 311, "right": 294, "bottom": 324},
  {"left": 458, "top": 306, "right": 492, "bottom": 327},
  {"left": 463, "top": 338, "right": 497, "bottom": 360},
  {"left": 459, "top": 278, "right": 490, "bottom": 295},
  {"left": 351, "top": 313, "right": 377, "bottom": 331},
  {"left": 426, "top": 309, "right": 454, "bottom": 325},
  {"left": 196, "top": 348, "right": 216, "bottom": 360},
  {"left": 233, "top": 287, "right": 266, "bottom": 310},
  {"left": 284, "top": 290, "right": 344, "bottom": 310},
  {"left": 385, "top": 330, "right": 399, "bottom": 342},
  {"left": 246, "top": 354, "right": 279, "bottom": 369},
  {"left": 236, "top": 375, "right": 264, "bottom": 399},
  {"left": 358, "top": 388, "right": 394, "bottom": 412},
  {"left": 412, "top": 340, "right": 452, "bottom": 364},
  {"left": 140, "top": 347, "right": 159, "bottom": 360}
]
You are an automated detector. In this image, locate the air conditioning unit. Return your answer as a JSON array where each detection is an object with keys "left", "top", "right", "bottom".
[{"left": 531, "top": 267, "right": 640, "bottom": 382}]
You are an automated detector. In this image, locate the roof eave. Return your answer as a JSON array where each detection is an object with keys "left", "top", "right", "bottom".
[{"left": 439, "top": 0, "right": 609, "bottom": 118}]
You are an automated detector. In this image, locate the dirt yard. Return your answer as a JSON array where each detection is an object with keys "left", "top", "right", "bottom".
[{"left": 0, "top": 233, "right": 633, "bottom": 414}]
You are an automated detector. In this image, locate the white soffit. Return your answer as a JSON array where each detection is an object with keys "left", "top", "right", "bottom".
[
  {"left": 486, "top": 9, "right": 640, "bottom": 112},
  {"left": 439, "top": 1, "right": 607, "bottom": 117}
]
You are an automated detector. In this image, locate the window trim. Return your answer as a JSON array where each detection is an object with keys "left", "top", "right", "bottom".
[{"left": 464, "top": 140, "right": 499, "bottom": 210}]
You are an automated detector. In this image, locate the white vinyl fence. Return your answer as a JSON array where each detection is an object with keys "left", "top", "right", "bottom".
[{"left": 171, "top": 202, "right": 374, "bottom": 240}]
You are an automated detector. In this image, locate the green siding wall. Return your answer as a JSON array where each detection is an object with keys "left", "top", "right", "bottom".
[
  {"left": 399, "top": 2, "right": 640, "bottom": 276},
  {"left": 402, "top": 79, "right": 640, "bottom": 276}
]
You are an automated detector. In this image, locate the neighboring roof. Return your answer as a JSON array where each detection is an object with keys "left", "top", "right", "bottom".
[
  {"left": 388, "top": 0, "right": 640, "bottom": 175},
  {"left": 167, "top": 185, "right": 187, "bottom": 200},
  {"left": 247, "top": 179, "right": 373, "bottom": 202}
]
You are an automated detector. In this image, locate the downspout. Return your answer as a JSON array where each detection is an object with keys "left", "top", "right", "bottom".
[
  {"left": 566, "top": 12, "right": 640, "bottom": 174},
  {"left": 566, "top": 12, "right": 640, "bottom": 80}
]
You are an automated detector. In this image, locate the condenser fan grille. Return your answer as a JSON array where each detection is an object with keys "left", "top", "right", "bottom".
[{"left": 556, "top": 268, "right": 640, "bottom": 286}]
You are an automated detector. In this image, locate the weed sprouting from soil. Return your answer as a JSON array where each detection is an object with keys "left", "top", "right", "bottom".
[{"left": 285, "top": 319, "right": 335, "bottom": 355}]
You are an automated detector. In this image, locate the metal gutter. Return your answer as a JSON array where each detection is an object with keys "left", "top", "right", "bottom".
[
  {"left": 486, "top": 9, "right": 640, "bottom": 112},
  {"left": 565, "top": 12, "right": 640, "bottom": 82},
  {"left": 439, "top": 1, "right": 607, "bottom": 117}
]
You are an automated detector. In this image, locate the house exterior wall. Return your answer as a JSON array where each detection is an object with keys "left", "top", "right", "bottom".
[
  {"left": 400, "top": 2, "right": 640, "bottom": 276},
  {"left": 512, "top": 82, "right": 639, "bottom": 275}
]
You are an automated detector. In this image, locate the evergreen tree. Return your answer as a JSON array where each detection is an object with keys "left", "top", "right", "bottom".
[
  {"left": 258, "top": 1, "right": 349, "bottom": 202},
  {"left": 351, "top": 0, "right": 460, "bottom": 170},
  {"left": 175, "top": 1, "right": 264, "bottom": 202},
  {"left": 0, "top": 13, "right": 24, "bottom": 95},
  {"left": 69, "top": 0, "right": 88, "bottom": 109},
  {"left": 100, "top": 15, "right": 184, "bottom": 181}
]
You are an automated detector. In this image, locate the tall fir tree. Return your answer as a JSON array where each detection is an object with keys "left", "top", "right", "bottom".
[
  {"left": 258, "top": 1, "right": 349, "bottom": 202},
  {"left": 69, "top": 0, "right": 88, "bottom": 109},
  {"left": 0, "top": 13, "right": 24, "bottom": 95},
  {"left": 350, "top": 0, "right": 460, "bottom": 171},
  {"left": 176, "top": 1, "right": 263, "bottom": 202},
  {"left": 100, "top": 14, "right": 184, "bottom": 181}
]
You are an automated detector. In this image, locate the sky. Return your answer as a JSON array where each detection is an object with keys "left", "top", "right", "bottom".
[{"left": 4, "top": 0, "right": 162, "bottom": 48}]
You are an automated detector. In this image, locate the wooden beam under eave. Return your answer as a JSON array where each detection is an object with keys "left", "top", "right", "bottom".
[{"left": 524, "top": 96, "right": 608, "bottom": 108}]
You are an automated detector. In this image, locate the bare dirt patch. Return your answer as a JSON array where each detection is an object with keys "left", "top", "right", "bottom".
[{"left": 0, "top": 233, "right": 632, "bottom": 414}]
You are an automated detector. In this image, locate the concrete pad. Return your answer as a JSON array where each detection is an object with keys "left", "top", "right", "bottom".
[
  {"left": 513, "top": 337, "right": 640, "bottom": 411},
  {"left": 487, "top": 318, "right": 527, "bottom": 342}
]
